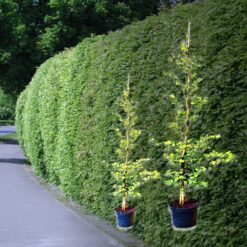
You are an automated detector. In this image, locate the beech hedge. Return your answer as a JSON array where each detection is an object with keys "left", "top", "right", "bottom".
[{"left": 16, "top": 0, "right": 247, "bottom": 246}]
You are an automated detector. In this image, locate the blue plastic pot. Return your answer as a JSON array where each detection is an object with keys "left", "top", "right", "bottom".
[
  {"left": 169, "top": 200, "right": 199, "bottom": 231},
  {"left": 115, "top": 207, "right": 135, "bottom": 231}
]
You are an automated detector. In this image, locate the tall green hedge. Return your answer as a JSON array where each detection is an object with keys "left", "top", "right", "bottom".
[{"left": 16, "top": 0, "right": 247, "bottom": 246}]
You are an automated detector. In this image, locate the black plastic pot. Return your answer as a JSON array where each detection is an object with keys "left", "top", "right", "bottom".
[
  {"left": 169, "top": 200, "right": 199, "bottom": 231},
  {"left": 115, "top": 206, "right": 135, "bottom": 231}
]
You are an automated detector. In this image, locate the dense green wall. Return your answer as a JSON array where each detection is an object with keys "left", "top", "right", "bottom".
[{"left": 16, "top": 0, "right": 247, "bottom": 246}]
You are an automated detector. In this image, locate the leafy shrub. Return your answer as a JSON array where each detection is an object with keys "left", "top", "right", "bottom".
[
  {"left": 16, "top": 0, "right": 247, "bottom": 246},
  {"left": 0, "top": 89, "right": 15, "bottom": 121}
]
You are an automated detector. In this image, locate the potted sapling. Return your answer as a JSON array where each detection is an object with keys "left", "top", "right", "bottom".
[
  {"left": 112, "top": 74, "right": 159, "bottom": 231},
  {"left": 163, "top": 22, "right": 235, "bottom": 231}
]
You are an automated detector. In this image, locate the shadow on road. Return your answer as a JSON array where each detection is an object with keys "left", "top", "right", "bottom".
[
  {"left": 0, "top": 158, "right": 27, "bottom": 165},
  {"left": 0, "top": 139, "right": 18, "bottom": 145},
  {"left": 0, "top": 130, "right": 16, "bottom": 134}
]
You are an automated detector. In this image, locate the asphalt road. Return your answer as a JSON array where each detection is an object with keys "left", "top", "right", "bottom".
[
  {"left": 0, "top": 126, "right": 127, "bottom": 247},
  {"left": 0, "top": 125, "right": 16, "bottom": 136}
]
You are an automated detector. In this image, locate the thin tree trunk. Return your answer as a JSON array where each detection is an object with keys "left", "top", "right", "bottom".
[
  {"left": 179, "top": 21, "right": 192, "bottom": 206},
  {"left": 122, "top": 74, "right": 131, "bottom": 211}
]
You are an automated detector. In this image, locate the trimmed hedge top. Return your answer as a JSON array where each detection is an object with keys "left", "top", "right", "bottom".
[{"left": 16, "top": 0, "right": 247, "bottom": 246}]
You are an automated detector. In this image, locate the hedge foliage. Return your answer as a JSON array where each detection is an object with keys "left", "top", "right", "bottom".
[{"left": 16, "top": 0, "right": 247, "bottom": 246}]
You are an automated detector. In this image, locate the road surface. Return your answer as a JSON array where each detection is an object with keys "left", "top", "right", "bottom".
[{"left": 0, "top": 126, "right": 136, "bottom": 247}]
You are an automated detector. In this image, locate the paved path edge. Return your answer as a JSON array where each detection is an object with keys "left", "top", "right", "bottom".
[{"left": 24, "top": 165, "right": 147, "bottom": 247}]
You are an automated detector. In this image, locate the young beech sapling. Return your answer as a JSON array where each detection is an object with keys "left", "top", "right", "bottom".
[
  {"left": 163, "top": 22, "right": 234, "bottom": 206},
  {"left": 112, "top": 74, "right": 159, "bottom": 211}
]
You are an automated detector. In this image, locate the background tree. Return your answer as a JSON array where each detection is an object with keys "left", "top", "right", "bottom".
[
  {"left": 0, "top": 88, "right": 15, "bottom": 120},
  {"left": 0, "top": 0, "right": 48, "bottom": 94},
  {"left": 36, "top": 0, "right": 161, "bottom": 60},
  {"left": 1, "top": 0, "right": 198, "bottom": 95},
  {"left": 0, "top": 0, "right": 162, "bottom": 95},
  {"left": 0, "top": 0, "right": 27, "bottom": 94}
]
